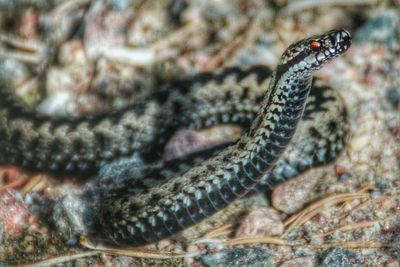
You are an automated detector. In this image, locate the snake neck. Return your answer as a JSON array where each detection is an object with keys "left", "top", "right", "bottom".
[{"left": 243, "top": 68, "right": 313, "bottom": 155}]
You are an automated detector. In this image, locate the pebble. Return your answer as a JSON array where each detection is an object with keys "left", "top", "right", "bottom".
[
  {"left": 163, "top": 126, "right": 241, "bottom": 161},
  {"left": 235, "top": 207, "right": 284, "bottom": 237},
  {"left": 321, "top": 248, "right": 364, "bottom": 267},
  {"left": 0, "top": 189, "right": 31, "bottom": 239},
  {"left": 354, "top": 9, "right": 400, "bottom": 50},
  {"left": 278, "top": 256, "right": 315, "bottom": 267},
  {"left": 386, "top": 86, "right": 400, "bottom": 109},
  {"left": 37, "top": 89, "right": 77, "bottom": 116},
  {"left": 0, "top": 58, "right": 30, "bottom": 86},
  {"left": 272, "top": 168, "right": 322, "bottom": 214},
  {"left": 200, "top": 247, "right": 274, "bottom": 267},
  {"left": 335, "top": 165, "right": 352, "bottom": 181},
  {"left": 164, "top": 130, "right": 208, "bottom": 161},
  {"left": 51, "top": 191, "right": 93, "bottom": 237}
]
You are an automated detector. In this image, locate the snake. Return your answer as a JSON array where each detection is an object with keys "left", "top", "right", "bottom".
[
  {"left": 0, "top": 29, "right": 351, "bottom": 247},
  {"left": 94, "top": 29, "right": 351, "bottom": 246}
]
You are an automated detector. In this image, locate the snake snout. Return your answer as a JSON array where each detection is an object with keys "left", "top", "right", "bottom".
[{"left": 335, "top": 29, "right": 352, "bottom": 52}]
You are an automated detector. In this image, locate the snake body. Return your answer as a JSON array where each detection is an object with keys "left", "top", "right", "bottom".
[
  {"left": 96, "top": 30, "right": 351, "bottom": 246},
  {"left": 97, "top": 82, "right": 348, "bottom": 191},
  {"left": 0, "top": 30, "right": 351, "bottom": 247}
]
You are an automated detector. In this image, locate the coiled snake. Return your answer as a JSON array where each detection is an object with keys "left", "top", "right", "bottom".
[{"left": 0, "top": 30, "right": 351, "bottom": 247}]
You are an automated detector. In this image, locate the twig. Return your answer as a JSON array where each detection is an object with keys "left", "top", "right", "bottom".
[
  {"left": 80, "top": 237, "right": 196, "bottom": 259},
  {"left": 283, "top": 193, "right": 370, "bottom": 235},
  {"left": 337, "top": 184, "right": 374, "bottom": 211},
  {"left": 0, "top": 179, "right": 27, "bottom": 192},
  {"left": 0, "top": 50, "right": 45, "bottom": 64},
  {"left": 314, "top": 220, "right": 378, "bottom": 238},
  {"left": 314, "top": 210, "right": 398, "bottom": 238},
  {"left": 225, "top": 236, "right": 301, "bottom": 246},
  {"left": 15, "top": 251, "right": 101, "bottom": 267},
  {"left": 0, "top": 33, "right": 42, "bottom": 52},
  {"left": 313, "top": 241, "right": 391, "bottom": 249},
  {"left": 20, "top": 175, "right": 48, "bottom": 195},
  {"left": 101, "top": 47, "right": 156, "bottom": 66},
  {"left": 204, "top": 224, "right": 233, "bottom": 238},
  {"left": 224, "top": 236, "right": 390, "bottom": 249},
  {"left": 0, "top": 168, "right": 27, "bottom": 192}
]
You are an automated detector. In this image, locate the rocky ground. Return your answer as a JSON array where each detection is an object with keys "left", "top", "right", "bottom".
[{"left": 0, "top": 0, "right": 399, "bottom": 266}]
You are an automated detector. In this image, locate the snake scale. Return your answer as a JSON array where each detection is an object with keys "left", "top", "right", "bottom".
[{"left": 0, "top": 30, "right": 351, "bottom": 247}]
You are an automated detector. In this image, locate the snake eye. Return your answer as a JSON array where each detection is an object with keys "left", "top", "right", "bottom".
[{"left": 309, "top": 40, "right": 321, "bottom": 51}]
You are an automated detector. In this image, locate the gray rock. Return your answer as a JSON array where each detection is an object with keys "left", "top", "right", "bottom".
[
  {"left": 200, "top": 247, "right": 274, "bottom": 267},
  {"left": 386, "top": 86, "right": 400, "bottom": 110},
  {"left": 321, "top": 248, "right": 363, "bottom": 267},
  {"left": 355, "top": 10, "right": 400, "bottom": 50},
  {"left": 0, "top": 58, "right": 30, "bottom": 85}
]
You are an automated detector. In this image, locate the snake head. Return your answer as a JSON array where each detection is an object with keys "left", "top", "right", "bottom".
[{"left": 280, "top": 29, "right": 352, "bottom": 71}]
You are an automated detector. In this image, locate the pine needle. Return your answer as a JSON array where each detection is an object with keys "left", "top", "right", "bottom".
[
  {"left": 283, "top": 192, "right": 369, "bottom": 235},
  {"left": 15, "top": 251, "right": 100, "bottom": 267},
  {"left": 80, "top": 237, "right": 191, "bottom": 259}
]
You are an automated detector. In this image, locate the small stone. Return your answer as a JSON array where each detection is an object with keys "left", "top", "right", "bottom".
[
  {"left": 386, "top": 86, "right": 400, "bottom": 109},
  {"left": 37, "top": 89, "right": 77, "bottom": 116},
  {"left": 321, "top": 248, "right": 364, "bottom": 267},
  {"left": 235, "top": 208, "right": 284, "bottom": 237},
  {"left": 51, "top": 191, "right": 94, "bottom": 237},
  {"left": 66, "top": 238, "right": 78, "bottom": 246},
  {"left": 163, "top": 130, "right": 208, "bottom": 161},
  {"left": 335, "top": 165, "right": 352, "bottom": 181},
  {"left": 163, "top": 126, "right": 241, "bottom": 161},
  {"left": 0, "top": 189, "right": 32, "bottom": 239},
  {"left": 0, "top": 58, "right": 30, "bottom": 86},
  {"left": 278, "top": 256, "right": 315, "bottom": 267},
  {"left": 200, "top": 247, "right": 274, "bottom": 267},
  {"left": 272, "top": 169, "right": 322, "bottom": 214},
  {"left": 354, "top": 9, "right": 400, "bottom": 50}
]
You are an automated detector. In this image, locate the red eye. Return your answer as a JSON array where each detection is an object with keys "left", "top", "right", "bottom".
[{"left": 310, "top": 40, "right": 321, "bottom": 51}]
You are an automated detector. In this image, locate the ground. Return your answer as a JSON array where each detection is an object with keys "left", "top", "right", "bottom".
[{"left": 0, "top": 0, "right": 399, "bottom": 266}]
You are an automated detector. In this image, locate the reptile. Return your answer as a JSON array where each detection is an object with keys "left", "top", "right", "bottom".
[
  {"left": 94, "top": 29, "right": 351, "bottom": 246},
  {"left": 0, "top": 30, "right": 351, "bottom": 246}
]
